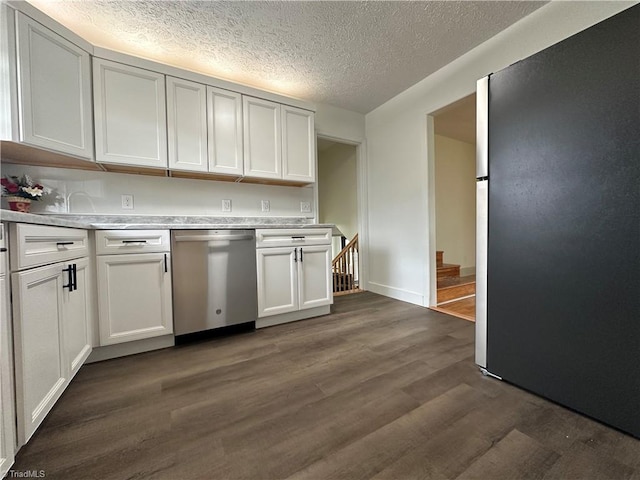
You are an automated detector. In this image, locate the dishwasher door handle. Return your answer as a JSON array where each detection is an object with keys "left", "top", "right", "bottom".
[{"left": 173, "top": 234, "right": 254, "bottom": 242}]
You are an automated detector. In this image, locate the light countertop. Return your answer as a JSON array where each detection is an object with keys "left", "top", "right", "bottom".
[{"left": 0, "top": 210, "right": 340, "bottom": 234}]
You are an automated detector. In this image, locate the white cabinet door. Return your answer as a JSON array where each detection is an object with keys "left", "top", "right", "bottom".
[
  {"left": 11, "top": 263, "right": 67, "bottom": 446},
  {"left": 208, "top": 86, "right": 243, "bottom": 176},
  {"left": 298, "top": 245, "right": 332, "bottom": 310},
  {"left": 0, "top": 260, "right": 15, "bottom": 478},
  {"left": 62, "top": 258, "right": 92, "bottom": 379},
  {"left": 257, "top": 247, "right": 298, "bottom": 317},
  {"left": 97, "top": 253, "right": 173, "bottom": 345},
  {"left": 282, "top": 105, "right": 315, "bottom": 183},
  {"left": 16, "top": 12, "right": 93, "bottom": 159},
  {"left": 93, "top": 58, "right": 167, "bottom": 168},
  {"left": 167, "top": 76, "right": 208, "bottom": 172},
  {"left": 243, "top": 96, "right": 281, "bottom": 179}
]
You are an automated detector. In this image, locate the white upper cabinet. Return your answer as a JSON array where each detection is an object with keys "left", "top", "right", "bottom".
[
  {"left": 93, "top": 58, "right": 167, "bottom": 168},
  {"left": 282, "top": 105, "right": 315, "bottom": 183},
  {"left": 15, "top": 12, "right": 93, "bottom": 159},
  {"left": 243, "top": 96, "right": 281, "bottom": 180},
  {"left": 243, "top": 96, "right": 315, "bottom": 183},
  {"left": 208, "top": 86, "right": 243, "bottom": 176},
  {"left": 167, "top": 76, "right": 208, "bottom": 172}
]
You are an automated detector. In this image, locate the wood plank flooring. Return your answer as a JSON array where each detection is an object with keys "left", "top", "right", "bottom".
[
  {"left": 431, "top": 296, "right": 476, "bottom": 322},
  {"left": 11, "top": 292, "right": 639, "bottom": 479}
]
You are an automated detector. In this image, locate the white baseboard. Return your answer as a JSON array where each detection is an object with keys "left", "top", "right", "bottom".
[
  {"left": 87, "top": 335, "right": 175, "bottom": 363},
  {"left": 461, "top": 266, "right": 476, "bottom": 277},
  {"left": 367, "top": 282, "right": 424, "bottom": 306},
  {"left": 256, "top": 305, "right": 331, "bottom": 329}
]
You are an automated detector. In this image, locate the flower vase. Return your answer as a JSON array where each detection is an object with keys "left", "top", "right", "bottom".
[{"left": 7, "top": 196, "right": 32, "bottom": 213}]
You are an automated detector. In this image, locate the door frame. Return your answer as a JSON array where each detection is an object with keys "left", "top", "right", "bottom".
[{"left": 314, "top": 133, "right": 368, "bottom": 291}]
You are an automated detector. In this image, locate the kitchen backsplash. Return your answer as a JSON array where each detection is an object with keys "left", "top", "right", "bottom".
[{"left": 0, "top": 164, "right": 315, "bottom": 217}]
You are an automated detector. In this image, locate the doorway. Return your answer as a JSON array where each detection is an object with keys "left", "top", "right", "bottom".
[
  {"left": 429, "top": 94, "right": 477, "bottom": 321},
  {"left": 316, "top": 136, "right": 362, "bottom": 296}
]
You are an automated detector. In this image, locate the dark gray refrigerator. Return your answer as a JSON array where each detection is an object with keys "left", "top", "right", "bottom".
[{"left": 475, "top": 5, "right": 639, "bottom": 438}]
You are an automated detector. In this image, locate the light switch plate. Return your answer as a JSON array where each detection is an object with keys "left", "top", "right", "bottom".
[
  {"left": 222, "top": 199, "right": 232, "bottom": 212},
  {"left": 261, "top": 200, "right": 270, "bottom": 212},
  {"left": 300, "top": 201, "right": 311, "bottom": 213}
]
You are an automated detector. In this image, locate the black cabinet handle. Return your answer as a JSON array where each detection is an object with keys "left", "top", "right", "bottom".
[
  {"left": 63, "top": 264, "right": 78, "bottom": 291},
  {"left": 164, "top": 254, "right": 168, "bottom": 273},
  {"left": 0, "top": 248, "right": 6, "bottom": 253},
  {"left": 57, "top": 241, "right": 74, "bottom": 246},
  {"left": 62, "top": 265, "right": 73, "bottom": 290},
  {"left": 300, "top": 248, "right": 303, "bottom": 262},
  {"left": 72, "top": 263, "right": 78, "bottom": 291},
  {"left": 294, "top": 248, "right": 298, "bottom": 263},
  {"left": 122, "top": 239, "right": 147, "bottom": 244}
]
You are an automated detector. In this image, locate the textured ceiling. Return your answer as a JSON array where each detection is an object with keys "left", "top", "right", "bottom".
[{"left": 27, "top": 1, "right": 546, "bottom": 113}]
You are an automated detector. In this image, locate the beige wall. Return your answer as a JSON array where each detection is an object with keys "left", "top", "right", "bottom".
[
  {"left": 318, "top": 143, "right": 358, "bottom": 256},
  {"left": 434, "top": 134, "right": 476, "bottom": 274}
]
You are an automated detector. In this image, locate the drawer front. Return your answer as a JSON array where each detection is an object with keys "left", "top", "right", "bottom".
[
  {"left": 10, "top": 224, "right": 88, "bottom": 271},
  {"left": 95, "top": 230, "right": 170, "bottom": 255},
  {"left": 256, "top": 228, "right": 331, "bottom": 248}
]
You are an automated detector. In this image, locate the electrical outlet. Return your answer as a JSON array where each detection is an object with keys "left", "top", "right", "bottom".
[
  {"left": 222, "top": 199, "right": 232, "bottom": 212},
  {"left": 261, "top": 200, "right": 270, "bottom": 212},
  {"left": 300, "top": 201, "right": 311, "bottom": 213},
  {"left": 121, "top": 194, "right": 134, "bottom": 210}
]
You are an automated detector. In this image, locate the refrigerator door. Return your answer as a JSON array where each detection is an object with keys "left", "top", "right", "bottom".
[
  {"left": 487, "top": 5, "right": 639, "bottom": 438},
  {"left": 476, "top": 76, "right": 489, "bottom": 179},
  {"left": 475, "top": 76, "right": 489, "bottom": 368},
  {"left": 475, "top": 179, "right": 488, "bottom": 368}
]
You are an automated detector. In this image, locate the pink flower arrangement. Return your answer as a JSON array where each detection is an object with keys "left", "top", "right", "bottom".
[{"left": 1, "top": 175, "right": 46, "bottom": 201}]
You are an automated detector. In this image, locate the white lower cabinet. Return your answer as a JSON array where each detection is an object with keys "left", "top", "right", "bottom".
[
  {"left": 63, "top": 258, "right": 93, "bottom": 378},
  {"left": 11, "top": 259, "right": 92, "bottom": 445},
  {"left": 256, "top": 247, "right": 298, "bottom": 317},
  {"left": 12, "top": 263, "right": 67, "bottom": 446},
  {"left": 0, "top": 225, "right": 16, "bottom": 478},
  {"left": 9, "top": 224, "right": 92, "bottom": 446},
  {"left": 297, "top": 245, "right": 332, "bottom": 310},
  {"left": 256, "top": 229, "right": 332, "bottom": 319},
  {"left": 96, "top": 252, "right": 173, "bottom": 345}
]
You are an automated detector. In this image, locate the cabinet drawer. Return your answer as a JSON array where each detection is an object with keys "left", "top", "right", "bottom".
[
  {"left": 256, "top": 228, "right": 331, "bottom": 248},
  {"left": 10, "top": 224, "right": 88, "bottom": 271},
  {"left": 95, "top": 230, "right": 170, "bottom": 254}
]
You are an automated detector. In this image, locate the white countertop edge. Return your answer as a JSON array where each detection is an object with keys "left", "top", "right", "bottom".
[{"left": 0, "top": 210, "right": 339, "bottom": 233}]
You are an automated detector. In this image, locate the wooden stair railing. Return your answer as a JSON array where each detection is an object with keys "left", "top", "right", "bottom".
[{"left": 332, "top": 233, "right": 360, "bottom": 296}]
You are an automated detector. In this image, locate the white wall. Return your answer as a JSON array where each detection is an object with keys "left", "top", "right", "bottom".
[
  {"left": 315, "top": 103, "right": 365, "bottom": 143},
  {"left": 364, "top": 1, "right": 636, "bottom": 306},
  {"left": 434, "top": 134, "right": 475, "bottom": 274},
  {"left": 0, "top": 163, "right": 314, "bottom": 217},
  {"left": 318, "top": 143, "right": 358, "bottom": 257}
]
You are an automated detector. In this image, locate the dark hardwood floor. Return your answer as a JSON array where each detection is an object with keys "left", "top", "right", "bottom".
[{"left": 11, "top": 292, "right": 639, "bottom": 479}]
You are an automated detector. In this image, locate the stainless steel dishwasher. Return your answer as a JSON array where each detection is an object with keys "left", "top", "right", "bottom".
[{"left": 171, "top": 230, "right": 257, "bottom": 337}]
